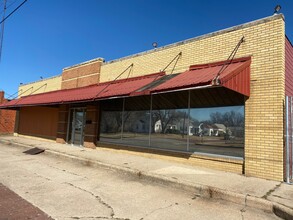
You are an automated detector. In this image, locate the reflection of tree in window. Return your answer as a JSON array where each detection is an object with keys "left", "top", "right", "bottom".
[
  {"left": 210, "top": 111, "right": 244, "bottom": 127},
  {"left": 152, "top": 110, "right": 188, "bottom": 134},
  {"left": 100, "top": 112, "right": 122, "bottom": 133}
]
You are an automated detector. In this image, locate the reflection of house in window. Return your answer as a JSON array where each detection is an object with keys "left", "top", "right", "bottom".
[
  {"left": 198, "top": 123, "right": 227, "bottom": 136},
  {"left": 154, "top": 120, "right": 162, "bottom": 133},
  {"left": 213, "top": 123, "right": 226, "bottom": 136}
]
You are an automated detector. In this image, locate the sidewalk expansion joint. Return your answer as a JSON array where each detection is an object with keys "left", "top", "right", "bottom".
[
  {"left": 240, "top": 194, "right": 248, "bottom": 220},
  {"left": 33, "top": 172, "right": 51, "bottom": 181},
  {"left": 59, "top": 216, "right": 130, "bottom": 220},
  {"left": 47, "top": 164, "right": 87, "bottom": 179},
  {"left": 53, "top": 216, "right": 130, "bottom": 220},
  {"left": 262, "top": 182, "right": 282, "bottom": 200}
]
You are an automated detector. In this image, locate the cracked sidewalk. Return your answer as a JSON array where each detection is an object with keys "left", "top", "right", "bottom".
[{"left": 0, "top": 135, "right": 293, "bottom": 219}]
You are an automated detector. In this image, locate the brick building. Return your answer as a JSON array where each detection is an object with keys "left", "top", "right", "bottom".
[
  {"left": 0, "top": 91, "right": 15, "bottom": 134},
  {"left": 1, "top": 14, "right": 293, "bottom": 182}
]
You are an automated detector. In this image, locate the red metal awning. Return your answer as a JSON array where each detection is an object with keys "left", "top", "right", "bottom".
[
  {"left": 151, "top": 57, "right": 251, "bottom": 96},
  {"left": 1, "top": 72, "right": 165, "bottom": 108},
  {"left": 0, "top": 57, "right": 251, "bottom": 109}
]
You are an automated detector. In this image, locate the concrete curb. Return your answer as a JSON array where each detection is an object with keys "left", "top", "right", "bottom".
[{"left": 1, "top": 139, "right": 292, "bottom": 220}]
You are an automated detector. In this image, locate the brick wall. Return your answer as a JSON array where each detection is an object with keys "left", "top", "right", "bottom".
[
  {"left": 0, "top": 91, "right": 16, "bottom": 134},
  {"left": 61, "top": 58, "right": 103, "bottom": 89},
  {"left": 99, "top": 15, "right": 286, "bottom": 181},
  {"left": 99, "top": 142, "right": 243, "bottom": 174}
]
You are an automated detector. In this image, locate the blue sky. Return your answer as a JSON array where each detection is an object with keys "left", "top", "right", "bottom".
[
  {"left": 190, "top": 105, "right": 244, "bottom": 121},
  {"left": 0, "top": 0, "right": 292, "bottom": 98}
]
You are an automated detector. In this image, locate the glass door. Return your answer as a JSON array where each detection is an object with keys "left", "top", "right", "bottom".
[{"left": 67, "top": 108, "right": 86, "bottom": 146}]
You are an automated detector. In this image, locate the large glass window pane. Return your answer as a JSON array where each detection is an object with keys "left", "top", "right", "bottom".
[
  {"left": 117, "top": 96, "right": 151, "bottom": 147},
  {"left": 150, "top": 108, "right": 189, "bottom": 151},
  {"left": 99, "top": 89, "right": 245, "bottom": 159},
  {"left": 99, "top": 99, "right": 123, "bottom": 143},
  {"left": 100, "top": 111, "right": 123, "bottom": 141},
  {"left": 121, "top": 110, "right": 150, "bottom": 147},
  {"left": 99, "top": 96, "right": 151, "bottom": 147},
  {"left": 189, "top": 106, "right": 244, "bottom": 157},
  {"left": 151, "top": 91, "right": 189, "bottom": 151}
]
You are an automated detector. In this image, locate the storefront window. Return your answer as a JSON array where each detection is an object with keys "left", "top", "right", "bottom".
[
  {"left": 99, "top": 90, "right": 244, "bottom": 158},
  {"left": 150, "top": 109, "right": 188, "bottom": 151},
  {"left": 188, "top": 106, "right": 244, "bottom": 157},
  {"left": 121, "top": 110, "right": 150, "bottom": 147},
  {"left": 100, "top": 111, "right": 123, "bottom": 140}
]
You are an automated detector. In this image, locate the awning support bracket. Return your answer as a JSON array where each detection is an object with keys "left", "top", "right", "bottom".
[
  {"left": 93, "top": 63, "right": 134, "bottom": 100},
  {"left": 213, "top": 36, "right": 245, "bottom": 85},
  {"left": 162, "top": 52, "right": 182, "bottom": 74}
]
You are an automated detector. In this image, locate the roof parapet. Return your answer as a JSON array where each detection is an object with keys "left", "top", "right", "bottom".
[
  {"left": 104, "top": 14, "right": 284, "bottom": 65},
  {"left": 63, "top": 57, "right": 104, "bottom": 71}
]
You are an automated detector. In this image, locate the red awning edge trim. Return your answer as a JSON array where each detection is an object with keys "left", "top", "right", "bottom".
[
  {"left": 151, "top": 56, "right": 251, "bottom": 96},
  {"left": 0, "top": 71, "right": 166, "bottom": 109},
  {"left": 0, "top": 56, "right": 251, "bottom": 109},
  {"left": 189, "top": 56, "right": 251, "bottom": 71},
  {"left": 220, "top": 57, "right": 251, "bottom": 96}
]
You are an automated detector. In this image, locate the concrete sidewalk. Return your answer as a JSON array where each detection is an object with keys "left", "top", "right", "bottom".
[{"left": 0, "top": 135, "right": 292, "bottom": 219}]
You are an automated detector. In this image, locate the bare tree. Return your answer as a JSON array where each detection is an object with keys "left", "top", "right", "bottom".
[
  {"left": 209, "top": 110, "right": 244, "bottom": 127},
  {"left": 153, "top": 110, "right": 186, "bottom": 134}
]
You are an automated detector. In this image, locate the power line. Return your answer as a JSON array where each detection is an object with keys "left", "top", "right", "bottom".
[
  {"left": 0, "top": 0, "right": 27, "bottom": 25},
  {"left": 0, "top": 0, "right": 19, "bottom": 17},
  {"left": 0, "top": 0, "right": 6, "bottom": 61},
  {"left": 0, "top": 0, "right": 27, "bottom": 61}
]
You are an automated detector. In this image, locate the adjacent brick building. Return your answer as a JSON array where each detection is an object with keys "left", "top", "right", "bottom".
[
  {"left": 0, "top": 91, "right": 15, "bottom": 134},
  {"left": 1, "top": 14, "right": 293, "bottom": 182}
]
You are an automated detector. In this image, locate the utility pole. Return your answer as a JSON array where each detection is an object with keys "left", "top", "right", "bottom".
[
  {"left": 0, "top": 0, "right": 28, "bottom": 62},
  {"left": 0, "top": 0, "right": 7, "bottom": 62}
]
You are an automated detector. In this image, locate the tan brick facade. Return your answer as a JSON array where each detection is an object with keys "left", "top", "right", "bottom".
[
  {"left": 18, "top": 76, "right": 62, "bottom": 97},
  {"left": 98, "top": 142, "right": 243, "bottom": 173},
  {"left": 99, "top": 15, "right": 286, "bottom": 181}
]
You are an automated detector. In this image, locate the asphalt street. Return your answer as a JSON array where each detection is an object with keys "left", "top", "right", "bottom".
[
  {"left": 0, "top": 183, "right": 53, "bottom": 220},
  {"left": 0, "top": 143, "right": 281, "bottom": 220}
]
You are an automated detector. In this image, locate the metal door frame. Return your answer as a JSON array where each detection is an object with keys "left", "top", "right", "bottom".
[
  {"left": 285, "top": 96, "right": 293, "bottom": 184},
  {"left": 66, "top": 107, "right": 86, "bottom": 146}
]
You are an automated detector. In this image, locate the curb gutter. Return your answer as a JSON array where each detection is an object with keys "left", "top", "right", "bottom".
[{"left": 1, "top": 139, "right": 292, "bottom": 220}]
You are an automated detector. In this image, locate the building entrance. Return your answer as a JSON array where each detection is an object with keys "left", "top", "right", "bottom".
[{"left": 67, "top": 108, "right": 86, "bottom": 146}]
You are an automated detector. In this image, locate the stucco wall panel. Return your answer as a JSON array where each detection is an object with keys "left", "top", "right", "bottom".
[{"left": 18, "top": 106, "right": 58, "bottom": 140}]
